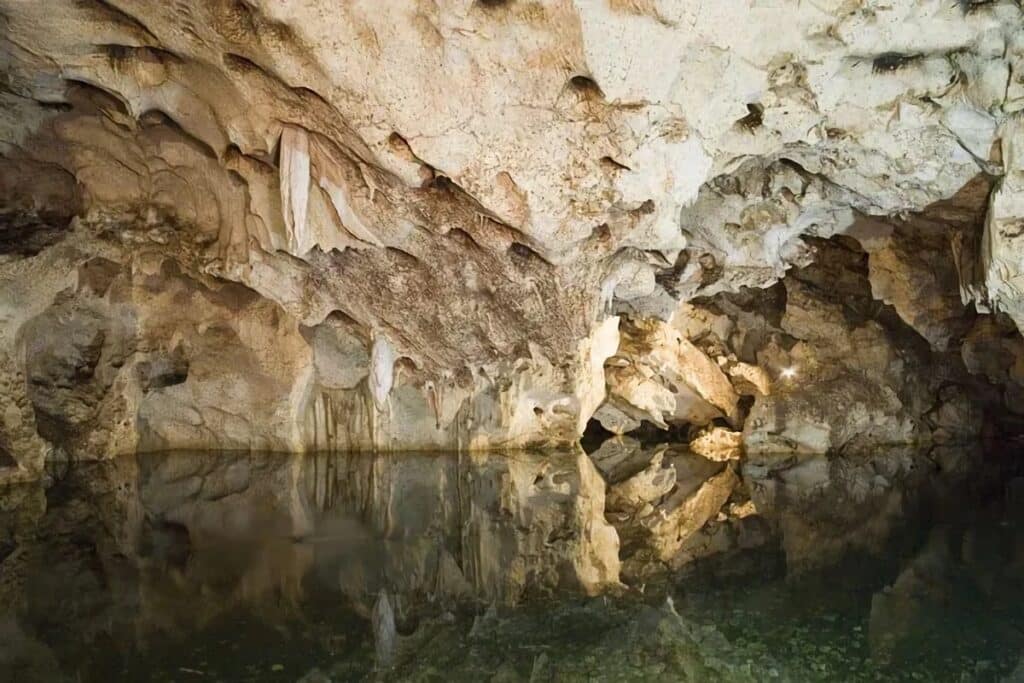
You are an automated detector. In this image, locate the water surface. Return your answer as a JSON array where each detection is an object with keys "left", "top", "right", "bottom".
[{"left": 1, "top": 449, "right": 1023, "bottom": 682}]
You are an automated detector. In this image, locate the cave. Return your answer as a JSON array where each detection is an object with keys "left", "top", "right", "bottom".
[{"left": 2, "top": 1, "right": 1024, "bottom": 680}]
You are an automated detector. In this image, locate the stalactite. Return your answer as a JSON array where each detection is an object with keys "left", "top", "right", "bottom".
[{"left": 279, "top": 125, "right": 311, "bottom": 255}]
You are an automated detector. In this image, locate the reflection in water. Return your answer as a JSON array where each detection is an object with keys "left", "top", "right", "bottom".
[{"left": 0, "top": 448, "right": 1022, "bottom": 681}]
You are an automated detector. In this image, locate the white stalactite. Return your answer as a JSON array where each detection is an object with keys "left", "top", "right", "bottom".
[
  {"left": 279, "top": 125, "right": 311, "bottom": 256},
  {"left": 369, "top": 333, "right": 397, "bottom": 412}
]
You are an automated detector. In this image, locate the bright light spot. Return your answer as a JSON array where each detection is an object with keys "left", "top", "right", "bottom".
[{"left": 780, "top": 366, "right": 798, "bottom": 380}]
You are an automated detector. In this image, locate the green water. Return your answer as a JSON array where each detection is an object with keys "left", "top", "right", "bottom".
[{"left": 1, "top": 450, "right": 1022, "bottom": 682}]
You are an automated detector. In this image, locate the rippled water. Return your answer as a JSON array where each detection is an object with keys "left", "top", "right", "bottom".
[{"left": 1, "top": 449, "right": 1023, "bottom": 682}]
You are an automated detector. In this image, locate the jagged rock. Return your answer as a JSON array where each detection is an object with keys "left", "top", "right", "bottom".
[
  {"left": 742, "top": 241, "right": 960, "bottom": 455},
  {"left": 726, "top": 362, "right": 772, "bottom": 397},
  {"left": 979, "top": 118, "right": 1024, "bottom": 330},
  {"left": 590, "top": 402, "right": 642, "bottom": 436},
  {"left": 606, "top": 450, "right": 677, "bottom": 513},
  {"left": 0, "top": 0, "right": 1022, "bottom": 483},
  {"left": 587, "top": 436, "right": 663, "bottom": 485},
  {"left": 843, "top": 177, "right": 990, "bottom": 352},
  {"left": 689, "top": 426, "right": 743, "bottom": 462},
  {"left": 0, "top": 0, "right": 1015, "bottom": 479},
  {"left": 604, "top": 318, "right": 740, "bottom": 431}
]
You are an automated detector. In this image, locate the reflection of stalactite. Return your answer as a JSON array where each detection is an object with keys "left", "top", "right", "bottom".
[
  {"left": 308, "top": 450, "right": 336, "bottom": 511},
  {"left": 372, "top": 590, "right": 397, "bottom": 668}
]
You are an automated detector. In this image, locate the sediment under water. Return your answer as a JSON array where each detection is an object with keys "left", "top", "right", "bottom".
[{"left": 1, "top": 449, "right": 1023, "bottom": 682}]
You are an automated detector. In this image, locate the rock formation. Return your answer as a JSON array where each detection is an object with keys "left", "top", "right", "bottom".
[{"left": 3, "top": 1, "right": 1024, "bottom": 582}]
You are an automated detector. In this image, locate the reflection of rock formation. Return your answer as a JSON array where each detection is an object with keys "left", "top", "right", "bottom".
[
  {"left": 744, "top": 448, "right": 947, "bottom": 573},
  {"left": 4, "top": 445, "right": 1024, "bottom": 678},
  {"left": 869, "top": 528, "right": 956, "bottom": 665},
  {"left": 129, "top": 447, "right": 623, "bottom": 630},
  {"left": 298, "top": 448, "right": 622, "bottom": 608},
  {"left": 588, "top": 435, "right": 996, "bottom": 578},
  {"left": 0, "top": 449, "right": 619, "bottom": 671},
  {"left": 591, "top": 438, "right": 748, "bottom": 581},
  {"left": 867, "top": 506, "right": 1024, "bottom": 672}
]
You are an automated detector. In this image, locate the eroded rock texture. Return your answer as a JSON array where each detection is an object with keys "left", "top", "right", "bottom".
[{"left": 1, "top": 0, "right": 1024, "bottom": 483}]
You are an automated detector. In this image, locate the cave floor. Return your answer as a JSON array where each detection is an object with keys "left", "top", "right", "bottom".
[{"left": 1, "top": 448, "right": 1023, "bottom": 682}]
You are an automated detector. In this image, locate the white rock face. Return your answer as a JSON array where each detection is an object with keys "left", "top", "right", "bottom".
[
  {"left": 0, "top": 0, "right": 1023, "bottom": 479},
  {"left": 981, "top": 118, "right": 1024, "bottom": 328}
]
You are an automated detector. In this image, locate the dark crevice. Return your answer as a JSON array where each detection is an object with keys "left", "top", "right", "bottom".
[
  {"left": 386, "top": 246, "right": 420, "bottom": 267},
  {"left": 446, "top": 227, "right": 483, "bottom": 251},
  {"left": 96, "top": 43, "right": 183, "bottom": 65},
  {"left": 63, "top": 79, "right": 130, "bottom": 117},
  {"left": 224, "top": 143, "right": 277, "bottom": 171},
  {"left": 38, "top": 101, "right": 73, "bottom": 112},
  {"left": 870, "top": 52, "right": 924, "bottom": 74},
  {"left": 736, "top": 103, "right": 764, "bottom": 132},
  {"left": 389, "top": 131, "right": 432, "bottom": 171},
  {"left": 291, "top": 85, "right": 335, "bottom": 111},
  {"left": 568, "top": 75, "right": 604, "bottom": 99},
  {"left": 625, "top": 420, "right": 691, "bottom": 448},
  {"left": 224, "top": 52, "right": 313, "bottom": 113},
  {"left": 634, "top": 199, "right": 655, "bottom": 215},
  {"left": 956, "top": 0, "right": 999, "bottom": 14},
  {"left": 600, "top": 156, "right": 631, "bottom": 171},
  {"left": 581, "top": 418, "right": 614, "bottom": 455},
  {"left": 137, "top": 353, "right": 189, "bottom": 393},
  {"left": 428, "top": 174, "right": 456, "bottom": 193},
  {"left": 0, "top": 443, "right": 16, "bottom": 468},
  {"left": 0, "top": 539, "right": 15, "bottom": 564},
  {"left": 508, "top": 240, "right": 551, "bottom": 267},
  {"left": 0, "top": 211, "right": 72, "bottom": 256},
  {"left": 223, "top": 52, "right": 269, "bottom": 76}
]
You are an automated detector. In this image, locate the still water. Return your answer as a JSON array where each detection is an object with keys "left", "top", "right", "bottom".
[{"left": 1, "top": 449, "right": 1023, "bottom": 682}]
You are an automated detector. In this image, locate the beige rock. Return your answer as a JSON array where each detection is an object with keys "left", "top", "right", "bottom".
[
  {"left": 726, "top": 362, "right": 772, "bottom": 397},
  {"left": 602, "top": 318, "right": 740, "bottom": 432},
  {"left": 606, "top": 450, "right": 677, "bottom": 513},
  {"left": 0, "top": 0, "right": 1023, "bottom": 477},
  {"left": 689, "top": 426, "right": 743, "bottom": 462},
  {"left": 980, "top": 118, "right": 1024, "bottom": 330},
  {"left": 640, "top": 466, "right": 738, "bottom": 564}
]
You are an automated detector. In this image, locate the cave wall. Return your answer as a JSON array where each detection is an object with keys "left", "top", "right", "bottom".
[{"left": 1, "top": 1, "right": 1024, "bottom": 478}]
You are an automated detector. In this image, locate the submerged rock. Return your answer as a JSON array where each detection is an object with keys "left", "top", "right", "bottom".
[{"left": 372, "top": 591, "right": 397, "bottom": 669}]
